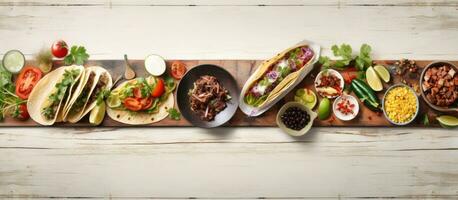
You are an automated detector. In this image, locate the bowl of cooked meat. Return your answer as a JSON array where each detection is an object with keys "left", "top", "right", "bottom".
[
  {"left": 420, "top": 61, "right": 458, "bottom": 112},
  {"left": 177, "top": 64, "right": 239, "bottom": 128}
]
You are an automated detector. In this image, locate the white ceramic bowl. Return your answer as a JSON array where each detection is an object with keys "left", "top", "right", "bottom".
[
  {"left": 276, "top": 102, "right": 317, "bottom": 137},
  {"left": 332, "top": 94, "right": 359, "bottom": 121},
  {"left": 314, "top": 69, "right": 344, "bottom": 99}
]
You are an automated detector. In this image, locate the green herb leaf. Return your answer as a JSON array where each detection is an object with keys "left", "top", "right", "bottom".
[
  {"left": 96, "top": 89, "right": 111, "bottom": 106},
  {"left": 167, "top": 108, "right": 181, "bottom": 120},
  {"left": 319, "top": 56, "right": 331, "bottom": 69},
  {"left": 331, "top": 44, "right": 353, "bottom": 68},
  {"left": 64, "top": 46, "right": 90, "bottom": 65},
  {"left": 422, "top": 114, "right": 430, "bottom": 126},
  {"left": 354, "top": 44, "right": 372, "bottom": 71}
]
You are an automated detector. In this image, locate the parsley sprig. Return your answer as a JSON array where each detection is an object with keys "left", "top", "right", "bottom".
[
  {"left": 319, "top": 43, "right": 372, "bottom": 71},
  {"left": 64, "top": 46, "right": 90, "bottom": 65}
]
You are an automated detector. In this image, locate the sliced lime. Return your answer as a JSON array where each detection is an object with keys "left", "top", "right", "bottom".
[
  {"left": 89, "top": 101, "right": 106, "bottom": 125},
  {"left": 106, "top": 94, "right": 121, "bottom": 108},
  {"left": 437, "top": 115, "right": 458, "bottom": 128},
  {"left": 366, "top": 66, "right": 383, "bottom": 91},
  {"left": 294, "top": 89, "right": 317, "bottom": 109},
  {"left": 374, "top": 65, "right": 390, "bottom": 83}
]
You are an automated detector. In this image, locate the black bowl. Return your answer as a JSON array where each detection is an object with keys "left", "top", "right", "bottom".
[{"left": 177, "top": 64, "right": 239, "bottom": 128}]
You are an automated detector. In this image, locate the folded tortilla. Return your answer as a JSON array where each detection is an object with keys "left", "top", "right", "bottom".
[
  {"left": 106, "top": 78, "right": 174, "bottom": 125},
  {"left": 27, "top": 65, "right": 85, "bottom": 125},
  {"left": 242, "top": 43, "right": 316, "bottom": 107}
]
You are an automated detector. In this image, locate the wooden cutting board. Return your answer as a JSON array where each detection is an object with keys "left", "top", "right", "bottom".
[{"left": 1, "top": 59, "right": 456, "bottom": 127}]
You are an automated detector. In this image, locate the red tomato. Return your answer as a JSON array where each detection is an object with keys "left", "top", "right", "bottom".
[
  {"left": 15, "top": 104, "right": 29, "bottom": 120},
  {"left": 15, "top": 66, "right": 43, "bottom": 99},
  {"left": 140, "top": 97, "right": 153, "bottom": 110},
  {"left": 151, "top": 78, "right": 165, "bottom": 97},
  {"left": 171, "top": 61, "right": 187, "bottom": 79},
  {"left": 133, "top": 87, "right": 143, "bottom": 98},
  {"left": 51, "top": 40, "right": 69, "bottom": 58},
  {"left": 123, "top": 97, "right": 142, "bottom": 111}
]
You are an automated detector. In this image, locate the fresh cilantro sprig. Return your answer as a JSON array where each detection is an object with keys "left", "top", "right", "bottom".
[
  {"left": 167, "top": 108, "right": 181, "bottom": 120},
  {"left": 96, "top": 89, "right": 111, "bottom": 106},
  {"left": 318, "top": 43, "right": 372, "bottom": 71},
  {"left": 64, "top": 46, "right": 89, "bottom": 65}
]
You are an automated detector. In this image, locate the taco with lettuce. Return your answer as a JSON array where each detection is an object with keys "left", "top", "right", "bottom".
[
  {"left": 63, "top": 66, "right": 113, "bottom": 123},
  {"left": 27, "top": 65, "right": 85, "bottom": 125},
  {"left": 106, "top": 75, "right": 175, "bottom": 125},
  {"left": 242, "top": 44, "right": 315, "bottom": 107}
]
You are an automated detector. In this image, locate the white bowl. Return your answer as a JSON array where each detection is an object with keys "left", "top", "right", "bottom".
[
  {"left": 314, "top": 69, "right": 344, "bottom": 99},
  {"left": 276, "top": 102, "right": 317, "bottom": 137},
  {"left": 332, "top": 94, "right": 359, "bottom": 121}
]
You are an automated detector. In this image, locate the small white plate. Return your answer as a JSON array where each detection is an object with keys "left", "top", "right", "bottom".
[
  {"left": 314, "top": 69, "right": 344, "bottom": 99},
  {"left": 333, "top": 94, "right": 359, "bottom": 121}
]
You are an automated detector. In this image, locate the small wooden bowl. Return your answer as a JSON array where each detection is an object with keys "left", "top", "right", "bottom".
[{"left": 419, "top": 61, "right": 458, "bottom": 113}]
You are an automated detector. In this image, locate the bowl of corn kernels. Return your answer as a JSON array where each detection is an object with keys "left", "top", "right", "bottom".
[{"left": 382, "top": 84, "right": 419, "bottom": 125}]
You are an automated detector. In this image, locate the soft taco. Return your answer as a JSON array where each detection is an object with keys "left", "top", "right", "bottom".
[
  {"left": 106, "top": 76, "right": 175, "bottom": 125},
  {"left": 27, "top": 65, "right": 85, "bottom": 125},
  {"left": 242, "top": 44, "right": 316, "bottom": 108},
  {"left": 63, "top": 66, "right": 113, "bottom": 123}
]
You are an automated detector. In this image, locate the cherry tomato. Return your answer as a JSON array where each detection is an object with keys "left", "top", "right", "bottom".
[
  {"left": 151, "top": 78, "right": 165, "bottom": 97},
  {"left": 123, "top": 97, "right": 142, "bottom": 111},
  {"left": 171, "top": 61, "right": 187, "bottom": 80},
  {"left": 15, "top": 66, "right": 42, "bottom": 99},
  {"left": 15, "top": 104, "right": 29, "bottom": 120},
  {"left": 51, "top": 40, "right": 69, "bottom": 58},
  {"left": 140, "top": 97, "right": 153, "bottom": 110},
  {"left": 133, "top": 87, "right": 143, "bottom": 98}
]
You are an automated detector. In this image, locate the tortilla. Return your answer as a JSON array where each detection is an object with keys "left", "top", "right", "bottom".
[
  {"left": 27, "top": 65, "right": 85, "bottom": 125},
  {"left": 106, "top": 78, "right": 174, "bottom": 125},
  {"left": 242, "top": 44, "right": 316, "bottom": 107},
  {"left": 65, "top": 67, "right": 113, "bottom": 123}
]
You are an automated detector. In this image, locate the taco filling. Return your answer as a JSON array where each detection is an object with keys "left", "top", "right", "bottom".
[
  {"left": 107, "top": 76, "right": 175, "bottom": 114},
  {"left": 41, "top": 69, "right": 81, "bottom": 120},
  {"left": 68, "top": 71, "right": 96, "bottom": 115},
  {"left": 244, "top": 46, "right": 314, "bottom": 107}
]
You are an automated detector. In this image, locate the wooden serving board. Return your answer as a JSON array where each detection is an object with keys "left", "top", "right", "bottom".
[{"left": 1, "top": 59, "right": 456, "bottom": 127}]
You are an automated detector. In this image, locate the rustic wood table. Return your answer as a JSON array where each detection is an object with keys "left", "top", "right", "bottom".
[{"left": 1, "top": 0, "right": 457, "bottom": 199}]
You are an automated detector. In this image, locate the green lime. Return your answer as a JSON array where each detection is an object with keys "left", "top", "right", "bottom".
[
  {"left": 294, "top": 89, "right": 317, "bottom": 109},
  {"left": 366, "top": 66, "right": 383, "bottom": 91},
  {"left": 437, "top": 115, "right": 458, "bottom": 128},
  {"left": 89, "top": 101, "right": 106, "bottom": 125},
  {"left": 317, "top": 98, "right": 331, "bottom": 120},
  {"left": 106, "top": 93, "right": 121, "bottom": 108},
  {"left": 374, "top": 65, "right": 390, "bottom": 83}
]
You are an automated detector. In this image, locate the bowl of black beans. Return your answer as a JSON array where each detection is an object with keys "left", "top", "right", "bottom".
[{"left": 276, "top": 102, "right": 317, "bottom": 136}]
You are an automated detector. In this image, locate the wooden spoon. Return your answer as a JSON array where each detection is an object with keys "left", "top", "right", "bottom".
[{"left": 123, "top": 54, "right": 136, "bottom": 80}]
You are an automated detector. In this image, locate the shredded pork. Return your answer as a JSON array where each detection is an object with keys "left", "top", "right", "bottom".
[{"left": 189, "top": 75, "right": 230, "bottom": 121}]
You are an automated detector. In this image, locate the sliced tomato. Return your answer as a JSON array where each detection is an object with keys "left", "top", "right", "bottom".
[
  {"left": 171, "top": 61, "right": 187, "bottom": 80},
  {"left": 15, "top": 66, "right": 43, "bottom": 99},
  {"left": 123, "top": 97, "right": 142, "bottom": 111},
  {"left": 140, "top": 97, "right": 153, "bottom": 110},
  {"left": 133, "top": 87, "right": 143, "bottom": 98},
  {"left": 151, "top": 78, "right": 165, "bottom": 97},
  {"left": 15, "top": 104, "right": 30, "bottom": 120}
]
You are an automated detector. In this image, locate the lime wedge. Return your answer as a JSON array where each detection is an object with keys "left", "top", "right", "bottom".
[
  {"left": 366, "top": 66, "right": 383, "bottom": 91},
  {"left": 317, "top": 98, "right": 331, "bottom": 120},
  {"left": 89, "top": 101, "right": 106, "bottom": 125},
  {"left": 106, "top": 94, "right": 121, "bottom": 108},
  {"left": 436, "top": 115, "right": 458, "bottom": 128},
  {"left": 374, "top": 65, "right": 390, "bottom": 83},
  {"left": 294, "top": 89, "right": 317, "bottom": 109}
]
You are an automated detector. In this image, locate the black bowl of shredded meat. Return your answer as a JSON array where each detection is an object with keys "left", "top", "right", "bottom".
[{"left": 177, "top": 64, "right": 239, "bottom": 128}]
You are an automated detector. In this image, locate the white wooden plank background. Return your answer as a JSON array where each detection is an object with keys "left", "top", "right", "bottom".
[{"left": 0, "top": 0, "right": 458, "bottom": 199}]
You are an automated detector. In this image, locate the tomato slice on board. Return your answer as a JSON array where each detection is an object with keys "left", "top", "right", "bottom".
[
  {"left": 15, "top": 66, "right": 42, "bottom": 99},
  {"left": 151, "top": 78, "right": 165, "bottom": 98},
  {"left": 140, "top": 97, "right": 153, "bottom": 110},
  {"left": 171, "top": 61, "right": 187, "bottom": 80},
  {"left": 123, "top": 97, "right": 142, "bottom": 111}
]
